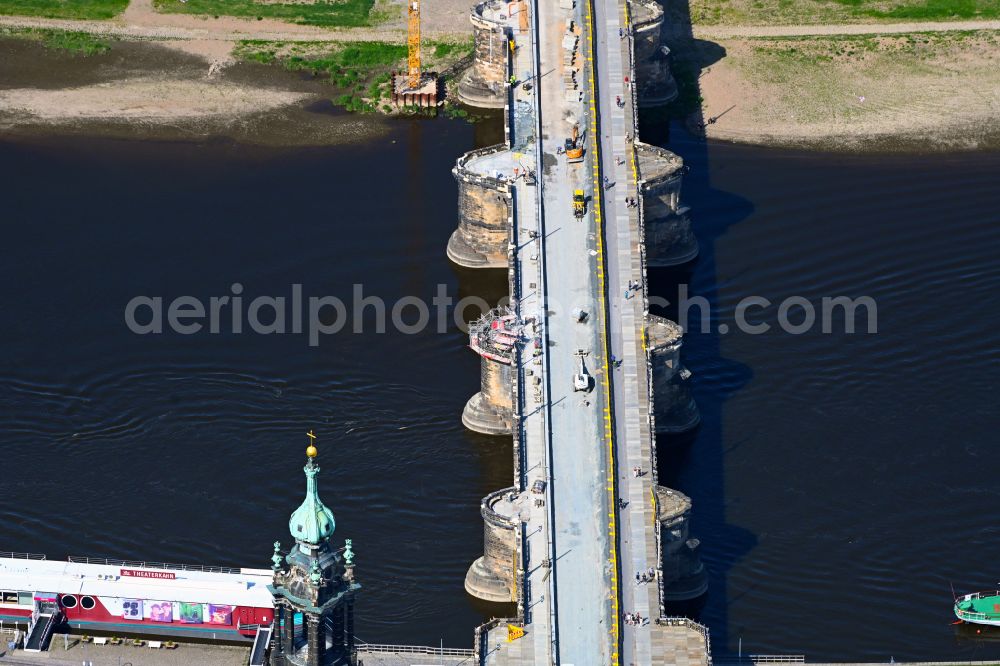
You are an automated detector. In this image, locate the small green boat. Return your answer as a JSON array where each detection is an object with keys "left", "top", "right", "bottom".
[{"left": 955, "top": 590, "right": 1000, "bottom": 626}]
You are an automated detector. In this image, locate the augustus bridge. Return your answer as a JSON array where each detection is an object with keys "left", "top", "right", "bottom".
[{"left": 447, "top": 0, "right": 712, "bottom": 661}]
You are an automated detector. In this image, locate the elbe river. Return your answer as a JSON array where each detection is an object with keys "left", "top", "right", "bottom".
[{"left": 1, "top": 112, "right": 997, "bottom": 661}]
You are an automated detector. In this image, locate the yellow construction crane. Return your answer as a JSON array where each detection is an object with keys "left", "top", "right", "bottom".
[{"left": 407, "top": 0, "right": 421, "bottom": 89}]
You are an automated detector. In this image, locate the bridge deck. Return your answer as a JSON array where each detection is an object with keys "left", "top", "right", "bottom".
[{"left": 478, "top": 0, "right": 710, "bottom": 662}]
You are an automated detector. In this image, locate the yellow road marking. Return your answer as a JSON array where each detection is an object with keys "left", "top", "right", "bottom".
[{"left": 580, "top": 0, "right": 623, "bottom": 659}]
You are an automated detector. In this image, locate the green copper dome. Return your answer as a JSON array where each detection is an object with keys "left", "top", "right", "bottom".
[{"left": 288, "top": 451, "right": 336, "bottom": 546}]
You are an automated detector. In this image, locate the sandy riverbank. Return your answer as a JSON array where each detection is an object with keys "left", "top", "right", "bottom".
[
  {"left": 0, "top": 78, "right": 308, "bottom": 122},
  {"left": 0, "top": 0, "right": 476, "bottom": 144},
  {"left": 0, "top": 37, "right": 396, "bottom": 145},
  {"left": 671, "top": 29, "right": 1000, "bottom": 151},
  {"left": 2, "top": 0, "right": 998, "bottom": 150}
]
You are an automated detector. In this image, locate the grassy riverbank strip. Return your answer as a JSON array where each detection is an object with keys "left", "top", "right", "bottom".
[
  {"left": 678, "top": 0, "right": 1000, "bottom": 26},
  {"left": 151, "top": 0, "right": 389, "bottom": 27},
  {"left": 0, "top": 0, "right": 128, "bottom": 20},
  {"left": 667, "top": 28, "right": 1000, "bottom": 148},
  {"left": 234, "top": 38, "right": 473, "bottom": 113},
  {"left": 0, "top": 26, "right": 113, "bottom": 54}
]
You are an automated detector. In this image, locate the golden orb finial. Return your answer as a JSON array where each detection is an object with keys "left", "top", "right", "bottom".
[{"left": 306, "top": 430, "right": 318, "bottom": 458}]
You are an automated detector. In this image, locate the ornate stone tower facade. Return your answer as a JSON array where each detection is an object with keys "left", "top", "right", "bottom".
[{"left": 269, "top": 441, "right": 360, "bottom": 666}]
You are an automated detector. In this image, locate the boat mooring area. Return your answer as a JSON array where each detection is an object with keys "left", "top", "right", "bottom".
[
  {"left": 0, "top": 631, "right": 477, "bottom": 666},
  {"left": 0, "top": 630, "right": 249, "bottom": 665},
  {"left": 3, "top": 628, "right": 999, "bottom": 666}
]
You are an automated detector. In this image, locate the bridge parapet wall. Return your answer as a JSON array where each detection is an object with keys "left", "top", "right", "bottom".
[{"left": 456, "top": 143, "right": 514, "bottom": 182}]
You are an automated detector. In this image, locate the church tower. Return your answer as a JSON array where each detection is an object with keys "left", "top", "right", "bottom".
[{"left": 269, "top": 436, "right": 360, "bottom": 666}]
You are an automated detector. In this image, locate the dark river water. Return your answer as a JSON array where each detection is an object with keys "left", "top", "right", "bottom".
[
  {"left": 650, "top": 131, "right": 1000, "bottom": 662},
  {"left": 1, "top": 114, "right": 998, "bottom": 660}
]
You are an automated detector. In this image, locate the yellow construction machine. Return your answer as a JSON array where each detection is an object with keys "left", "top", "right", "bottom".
[
  {"left": 565, "top": 125, "right": 584, "bottom": 163},
  {"left": 573, "top": 189, "right": 586, "bottom": 218}
]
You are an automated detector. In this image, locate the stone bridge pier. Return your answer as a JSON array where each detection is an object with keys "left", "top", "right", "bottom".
[
  {"left": 456, "top": 0, "right": 511, "bottom": 108},
  {"left": 448, "top": 145, "right": 514, "bottom": 269},
  {"left": 646, "top": 314, "right": 700, "bottom": 434},
  {"left": 462, "top": 307, "right": 516, "bottom": 436},
  {"left": 636, "top": 142, "right": 699, "bottom": 266},
  {"left": 464, "top": 487, "right": 518, "bottom": 602},
  {"left": 655, "top": 486, "right": 709, "bottom": 601},
  {"left": 457, "top": 0, "right": 678, "bottom": 110},
  {"left": 629, "top": 0, "right": 679, "bottom": 107}
]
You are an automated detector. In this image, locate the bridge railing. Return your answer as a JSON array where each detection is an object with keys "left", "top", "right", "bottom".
[
  {"left": 0, "top": 552, "right": 46, "bottom": 561},
  {"left": 506, "top": 58, "right": 531, "bottom": 631},
  {"left": 67, "top": 555, "right": 241, "bottom": 574},
  {"left": 504, "top": 26, "right": 514, "bottom": 147},
  {"left": 959, "top": 589, "right": 1000, "bottom": 600},
  {"left": 356, "top": 642, "right": 475, "bottom": 657},
  {"left": 474, "top": 617, "right": 517, "bottom": 662},
  {"left": 955, "top": 608, "right": 992, "bottom": 621},
  {"left": 747, "top": 656, "right": 806, "bottom": 663}
]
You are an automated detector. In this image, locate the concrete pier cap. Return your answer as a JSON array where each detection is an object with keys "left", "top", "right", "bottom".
[
  {"left": 636, "top": 142, "right": 699, "bottom": 267},
  {"left": 646, "top": 313, "right": 700, "bottom": 434},
  {"left": 456, "top": 0, "right": 510, "bottom": 108},
  {"left": 655, "top": 485, "right": 709, "bottom": 601},
  {"left": 448, "top": 145, "right": 515, "bottom": 269},
  {"left": 465, "top": 487, "right": 519, "bottom": 603}
]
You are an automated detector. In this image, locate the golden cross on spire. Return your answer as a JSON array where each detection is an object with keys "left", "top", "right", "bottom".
[{"left": 306, "top": 430, "right": 318, "bottom": 458}]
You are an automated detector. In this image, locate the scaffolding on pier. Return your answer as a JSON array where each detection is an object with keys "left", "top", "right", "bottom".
[{"left": 468, "top": 307, "right": 522, "bottom": 365}]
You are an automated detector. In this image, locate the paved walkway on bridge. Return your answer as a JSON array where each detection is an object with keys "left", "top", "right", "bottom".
[{"left": 587, "top": 0, "right": 661, "bottom": 662}]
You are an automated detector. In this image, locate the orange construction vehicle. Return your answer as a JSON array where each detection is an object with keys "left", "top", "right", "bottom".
[{"left": 565, "top": 125, "right": 584, "bottom": 163}]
